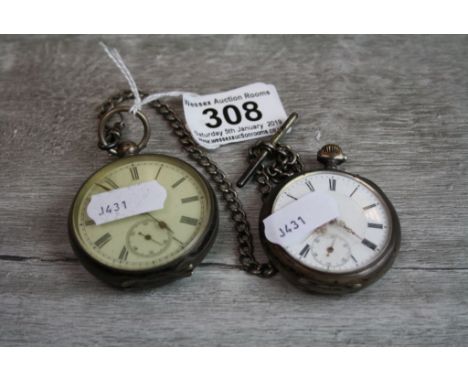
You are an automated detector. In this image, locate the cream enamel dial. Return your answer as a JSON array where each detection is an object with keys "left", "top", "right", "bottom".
[
  {"left": 272, "top": 171, "right": 392, "bottom": 273},
  {"left": 71, "top": 155, "right": 212, "bottom": 271}
]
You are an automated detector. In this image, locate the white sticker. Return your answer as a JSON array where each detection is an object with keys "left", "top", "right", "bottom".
[
  {"left": 263, "top": 191, "right": 340, "bottom": 248},
  {"left": 87, "top": 180, "right": 167, "bottom": 225},
  {"left": 183, "top": 82, "right": 287, "bottom": 149}
]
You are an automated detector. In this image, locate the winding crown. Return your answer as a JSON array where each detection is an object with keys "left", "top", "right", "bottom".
[{"left": 317, "top": 144, "right": 347, "bottom": 168}]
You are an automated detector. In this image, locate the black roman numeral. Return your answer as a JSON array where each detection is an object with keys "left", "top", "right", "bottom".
[
  {"left": 363, "top": 203, "right": 377, "bottom": 210},
  {"left": 305, "top": 180, "right": 315, "bottom": 192},
  {"left": 299, "top": 244, "right": 310, "bottom": 258},
  {"left": 361, "top": 238, "right": 377, "bottom": 251},
  {"left": 96, "top": 178, "right": 119, "bottom": 191},
  {"left": 172, "top": 177, "right": 186, "bottom": 188},
  {"left": 180, "top": 216, "right": 198, "bottom": 226},
  {"left": 105, "top": 178, "right": 119, "bottom": 189},
  {"left": 155, "top": 165, "right": 163, "bottom": 179},
  {"left": 130, "top": 166, "right": 139, "bottom": 180},
  {"left": 119, "top": 246, "right": 128, "bottom": 261},
  {"left": 329, "top": 178, "right": 336, "bottom": 191},
  {"left": 94, "top": 233, "right": 112, "bottom": 248},
  {"left": 349, "top": 186, "right": 359, "bottom": 197},
  {"left": 368, "top": 222, "right": 383, "bottom": 229},
  {"left": 285, "top": 193, "right": 298, "bottom": 200},
  {"left": 181, "top": 195, "right": 200, "bottom": 204}
]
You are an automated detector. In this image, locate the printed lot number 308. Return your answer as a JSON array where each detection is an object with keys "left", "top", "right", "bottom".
[{"left": 202, "top": 101, "right": 262, "bottom": 128}]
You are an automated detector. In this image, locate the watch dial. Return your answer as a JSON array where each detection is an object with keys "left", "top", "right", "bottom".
[
  {"left": 71, "top": 155, "right": 212, "bottom": 271},
  {"left": 271, "top": 171, "right": 393, "bottom": 273}
]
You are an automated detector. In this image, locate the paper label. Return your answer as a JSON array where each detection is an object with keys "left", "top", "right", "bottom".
[
  {"left": 263, "top": 191, "right": 340, "bottom": 248},
  {"left": 183, "top": 82, "right": 287, "bottom": 149},
  {"left": 87, "top": 180, "right": 167, "bottom": 225}
]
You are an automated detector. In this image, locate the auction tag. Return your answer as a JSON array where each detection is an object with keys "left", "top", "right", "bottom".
[
  {"left": 87, "top": 180, "right": 167, "bottom": 225},
  {"left": 263, "top": 191, "right": 340, "bottom": 248},
  {"left": 183, "top": 82, "right": 287, "bottom": 149}
]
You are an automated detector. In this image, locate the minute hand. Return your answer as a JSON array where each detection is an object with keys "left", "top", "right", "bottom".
[
  {"left": 145, "top": 213, "right": 174, "bottom": 234},
  {"left": 332, "top": 220, "right": 363, "bottom": 241}
]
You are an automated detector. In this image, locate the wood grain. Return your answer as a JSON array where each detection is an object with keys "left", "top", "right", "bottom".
[{"left": 0, "top": 35, "right": 467, "bottom": 346}]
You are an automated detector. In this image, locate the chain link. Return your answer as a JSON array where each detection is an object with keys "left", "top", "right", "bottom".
[
  {"left": 98, "top": 91, "right": 283, "bottom": 278},
  {"left": 248, "top": 141, "right": 304, "bottom": 197}
]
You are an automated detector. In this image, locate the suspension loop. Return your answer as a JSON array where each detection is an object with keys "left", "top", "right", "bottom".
[{"left": 98, "top": 106, "right": 151, "bottom": 157}]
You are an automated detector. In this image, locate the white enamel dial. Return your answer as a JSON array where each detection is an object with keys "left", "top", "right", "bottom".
[{"left": 271, "top": 171, "right": 392, "bottom": 273}]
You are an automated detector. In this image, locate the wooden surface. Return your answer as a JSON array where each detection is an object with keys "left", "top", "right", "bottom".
[{"left": 0, "top": 35, "right": 467, "bottom": 346}]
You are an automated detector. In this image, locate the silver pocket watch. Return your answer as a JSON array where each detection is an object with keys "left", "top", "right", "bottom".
[{"left": 238, "top": 114, "right": 401, "bottom": 293}]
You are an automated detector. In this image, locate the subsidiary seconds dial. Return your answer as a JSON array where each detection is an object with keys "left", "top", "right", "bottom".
[{"left": 310, "top": 234, "right": 352, "bottom": 270}]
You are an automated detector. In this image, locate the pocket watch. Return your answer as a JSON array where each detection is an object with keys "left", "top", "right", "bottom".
[
  {"left": 238, "top": 113, "right": 401, "bottom": 294},
  {"left": 69, "top": 105, "right": 218, "bottom": 288}
]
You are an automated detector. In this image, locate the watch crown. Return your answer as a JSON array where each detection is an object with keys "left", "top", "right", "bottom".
[{"left": 317, "top": 144, "right": 347, "bottom": 168}]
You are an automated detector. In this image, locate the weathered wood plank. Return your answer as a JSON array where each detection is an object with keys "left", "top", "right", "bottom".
[
  {"left": 1, "top": 260, "right": 467, "bottom": 346},
  {"left": 0, "top": 35, "right": 467, "bottom": 345}
]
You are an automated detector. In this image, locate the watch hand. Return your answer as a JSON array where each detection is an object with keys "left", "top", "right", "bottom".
[
  {"left": 150, "top": 238, "right": 162, "bottom": 245},
  {"left": 138, "top": 232, "right": 162, "bottom": 245},
  {"left": 331, "top": 220, "right": 363, "bottom": 241},
  {"left": 326, "top": 236, "right": 337, "bottom": 257},
  {"left": 296, "top": 222, "right": 329, "bottom": 248},
  {"left": 145, "top": 213, "right": 174, "bottom": 234},
  {"left": 145, "top": 213, "right": 184, "bottom": 246},
  {"left": 95, "top": 183, "right": 112, "bottom": 192}
]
